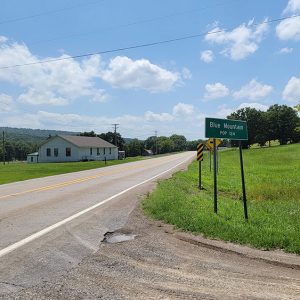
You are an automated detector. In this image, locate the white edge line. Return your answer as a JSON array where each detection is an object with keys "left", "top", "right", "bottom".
[{"left": 0, "top": 154, "right": 193, "bottom": 259}]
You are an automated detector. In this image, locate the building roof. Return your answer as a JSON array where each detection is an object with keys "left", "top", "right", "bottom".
[
  {"left": 59, "top": 135, "right": 117, "bottom": 148},
  {"left": 27, "top": 152, "right": 39, "bottom": 156}
]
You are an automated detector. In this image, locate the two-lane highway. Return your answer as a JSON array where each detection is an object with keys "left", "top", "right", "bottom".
[{"left": 0, "top": 152, "right": 194, "bottom": 295}]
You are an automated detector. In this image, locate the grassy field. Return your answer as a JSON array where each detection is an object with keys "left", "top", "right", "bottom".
[
  {"left": 143, "top": 144, "right": 300, "bottom": 254},
  {"left": 0, "top": 157, "right": 146, "bottom": 185}
]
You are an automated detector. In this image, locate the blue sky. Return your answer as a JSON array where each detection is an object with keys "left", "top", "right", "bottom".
[{"left": 0, "top": 0, "right": 299, "bottom": 140}]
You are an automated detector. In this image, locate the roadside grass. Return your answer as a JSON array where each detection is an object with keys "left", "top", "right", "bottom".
[
  {"left": 143, "top": 144, "right": 300, "bottom": 254},
  {"left": 0, "top": 156, "right": 146, "bottom": 185}
]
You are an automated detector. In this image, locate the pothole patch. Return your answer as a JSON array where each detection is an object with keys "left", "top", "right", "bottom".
[{"left": 102, "top": 232, "right": 136, "bottom": 244}]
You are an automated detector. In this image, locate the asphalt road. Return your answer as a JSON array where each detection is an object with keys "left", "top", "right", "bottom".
[
  {"left": 0, "top": 152, "right": 195, "bottom": 297},
  {"left": 1, "top": 151, "right": 299, "bottom": 299}
]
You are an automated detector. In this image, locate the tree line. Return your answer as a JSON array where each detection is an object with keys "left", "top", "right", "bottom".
[
  {"left": 0, "top": 140, "right": 39, "bottom": 162},
  {"left": 228, "top": 104, "right": 300, "bottom": 148},
  {"left": 79, "top": 131, "right": 200, "bottom": 157}
]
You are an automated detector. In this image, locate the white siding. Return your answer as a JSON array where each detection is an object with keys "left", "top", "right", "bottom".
[
  {"left": 39, "top": 137, "right": 79, "bottom": 163},
  {"left": 27, "top": 155, "right": 39, "bottom": 163},
  {"left": 78, "top": 147, "right": 118, "bottom": 161},
  {"left": 38, "top": 136, "right": 118, "bottom": 163}
]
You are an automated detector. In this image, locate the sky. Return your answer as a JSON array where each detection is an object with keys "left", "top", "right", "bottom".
[{"left": 0, "top": 0, "right": 300, "bottom": 140}]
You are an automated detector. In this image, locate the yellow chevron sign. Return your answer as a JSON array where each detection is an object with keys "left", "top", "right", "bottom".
[
  {"left": 206, "top": 138, "right": 221, "bottom": 150},
  {"left": 197, "top": 143, "right": 204, "bottom": 161}
]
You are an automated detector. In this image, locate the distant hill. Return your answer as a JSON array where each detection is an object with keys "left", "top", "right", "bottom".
[{"left": 0, "top": 127, "right": 78, "bottom": 145}]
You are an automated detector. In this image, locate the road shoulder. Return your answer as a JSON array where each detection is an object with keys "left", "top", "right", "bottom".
[{"left": 6, "top": 200, "right": 300, "bottom": 299}]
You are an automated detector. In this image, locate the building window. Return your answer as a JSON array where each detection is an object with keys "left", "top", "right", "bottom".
[
  {"left": 103, "top": 148, "right": 106, "bottom": 155},
  {"left": 54, "top": 148, "right": 58, "bottom": 157},
  {"left": 97, "top": 148, "right": 100, "bottom": 155},
  {"left": 66, "top": 148, "right": 71, "bottom": 157},
  {"left": 90, "top": 148, "right": 93, "bottom": 155},
  {"left": 46, "top": 148, "right": 51, "bottom": 156},
  {"left": 109, "top": 147, "right": 112, "bottom": 154},
  {"left": 31, "top": 157, "right": 33, "bottom": 162}
]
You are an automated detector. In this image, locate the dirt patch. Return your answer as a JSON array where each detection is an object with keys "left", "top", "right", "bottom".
[{"left": 6, "top": 204, "right": 300, "bottom": 300}]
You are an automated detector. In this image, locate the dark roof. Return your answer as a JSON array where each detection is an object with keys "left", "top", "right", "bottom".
[{"left": 59, "top": 135, "right": 117, "bottom": 148}]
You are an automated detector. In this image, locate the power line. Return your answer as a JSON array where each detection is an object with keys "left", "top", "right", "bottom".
[
  {"left": 27, "top": 0, "right": 239, "bottom": 47},
  {"left": 0, "top": 0, "right": 104, "bottom": 25},
  {"left": 1, "top": 14, "right": 299, "bottom": 70}
]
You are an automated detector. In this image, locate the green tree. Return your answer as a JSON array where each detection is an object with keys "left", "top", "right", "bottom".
[
  {"left": 124, "top": 139, "right": 144, "bottom": 157},
  {"left": 228, "top": 107, "right": 266, "bottom": 148},
  {"left": 79, "top": 131, "right": 97, "bottom": 137},
  {"left": 266, "top": 104, "right": 299, "bottom": 145},
  {"left": 5, "top": 142, "right": 14, "bottom": 162},
  {"left": 144, "top": 136, "right": 157, "bottom": 153},
  {"left": 169, "top": 134, "right": 187, "bottom": 151},
  {"left": 186, "top": 140, "right": 204, "bottom": 151},
  {"left": 157, "top": 136, "right": 174, "bottom": 154},
  {"left": 98, "top": 132, "right": 125, "bottom": 150}
]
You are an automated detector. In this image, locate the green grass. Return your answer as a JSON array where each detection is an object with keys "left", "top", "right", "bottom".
[
  {"left": 143, "top": 144, "right": 300, "bottom": 254},
  {"left": 0, "top": 157, "right": 146, "bottom": 185}
]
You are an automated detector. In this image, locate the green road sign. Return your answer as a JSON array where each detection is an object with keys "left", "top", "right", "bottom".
[{"left": 205, "top": 118, "right": 248, "bottom": 140}]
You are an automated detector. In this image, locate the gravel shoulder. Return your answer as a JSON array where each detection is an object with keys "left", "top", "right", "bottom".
[{"left": 5, "top": 197, "right": 300, "bottom": 299}]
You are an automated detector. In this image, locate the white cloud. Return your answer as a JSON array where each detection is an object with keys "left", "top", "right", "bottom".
[
  {"left": 204, "top": 82, "right": 229, "bottom": 100},
  {"left": 205, "top": 20, "right": 269, "bottom": 60},
  {"left": 18, "top": 89, "right": 69, "bottom": 106},
  {"left": 0, "top": 94, "right": 15, "bottom": 112},
  {"left": 200, "top": 50, "right": 214, "bottom": 63},
  {"left": 0, "top": 36, "right": 8, "bottom": 43},
  {"left": 172, "top": 102, "right": 194, "bottom": 116},
  {"left": 276, "top": 17, "right": 300, "bottom": 41},
  {"left": 181, "top": 67, "right": 192, "bottom": 79},
  {"left": 237, "top": 102, "right": 269, "bottom": 111},
  {"left": 144, "top": 111, "right": 174, "bottom": 122},
  {"left": 101, "top": 56, "right": 180, "bottom": 92},
  {"left": 0, "top": 105, "right": 212, "bottom": 140},
  {"left": 283, "top": 0, "right": 300, "bottom": 14},
  {"left": 278, "top": 47, "right": 293, "bottom": 54},
  {"left": 282, "top": 76, "right": 300, "bottom": 102},
  {"left": 0, "top": 38, "right": 105, "bottom": 106},
  {"left": 233, "top": 79, "right": 273, "bottom": 101},
  {"left": 215, "top": 104, "right": 233, "bottom": 118}
]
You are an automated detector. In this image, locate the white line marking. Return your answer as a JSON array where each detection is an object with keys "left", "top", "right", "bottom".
[{"left": 0, "top": 154, "right": 193, "bottom": 258}]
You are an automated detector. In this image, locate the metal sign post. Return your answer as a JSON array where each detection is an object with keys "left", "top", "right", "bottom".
[
  {"left": 213, "top": 139, "right": 217, "bottom": 213},
  {"left": 239, "top": 141, "right": 248, "bottom": 220},
  {"left": 206, "top": 138, "right": 220, "bottom": 174},
  {"left": 205, "top": 117, "right": 248, "bottom": 220}
]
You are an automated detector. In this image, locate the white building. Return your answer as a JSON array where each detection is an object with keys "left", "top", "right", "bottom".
[
  {"left": 36, "top": 135, "right": 118, "bottom": 163},
  {"left": 27, "top": 152, "right": 39, "bottom": 163}
]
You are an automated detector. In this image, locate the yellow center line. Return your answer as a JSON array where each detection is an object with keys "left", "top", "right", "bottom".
[
  {"left": 0, "top": 155, "right": 183, "bottom": 200},
  {"left": 0, "top": 163, "right": 149, "bottom": 200}
]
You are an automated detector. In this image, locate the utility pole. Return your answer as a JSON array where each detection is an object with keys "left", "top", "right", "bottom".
[
  {"left": 112, "top": 124, "right": 119, "bottom": 147},
  {"left": 154, "top": 130, "right": 158, "bottom": 155},
  {"left": 2, "top": 131, "right": 5, "bottom": 165}
]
